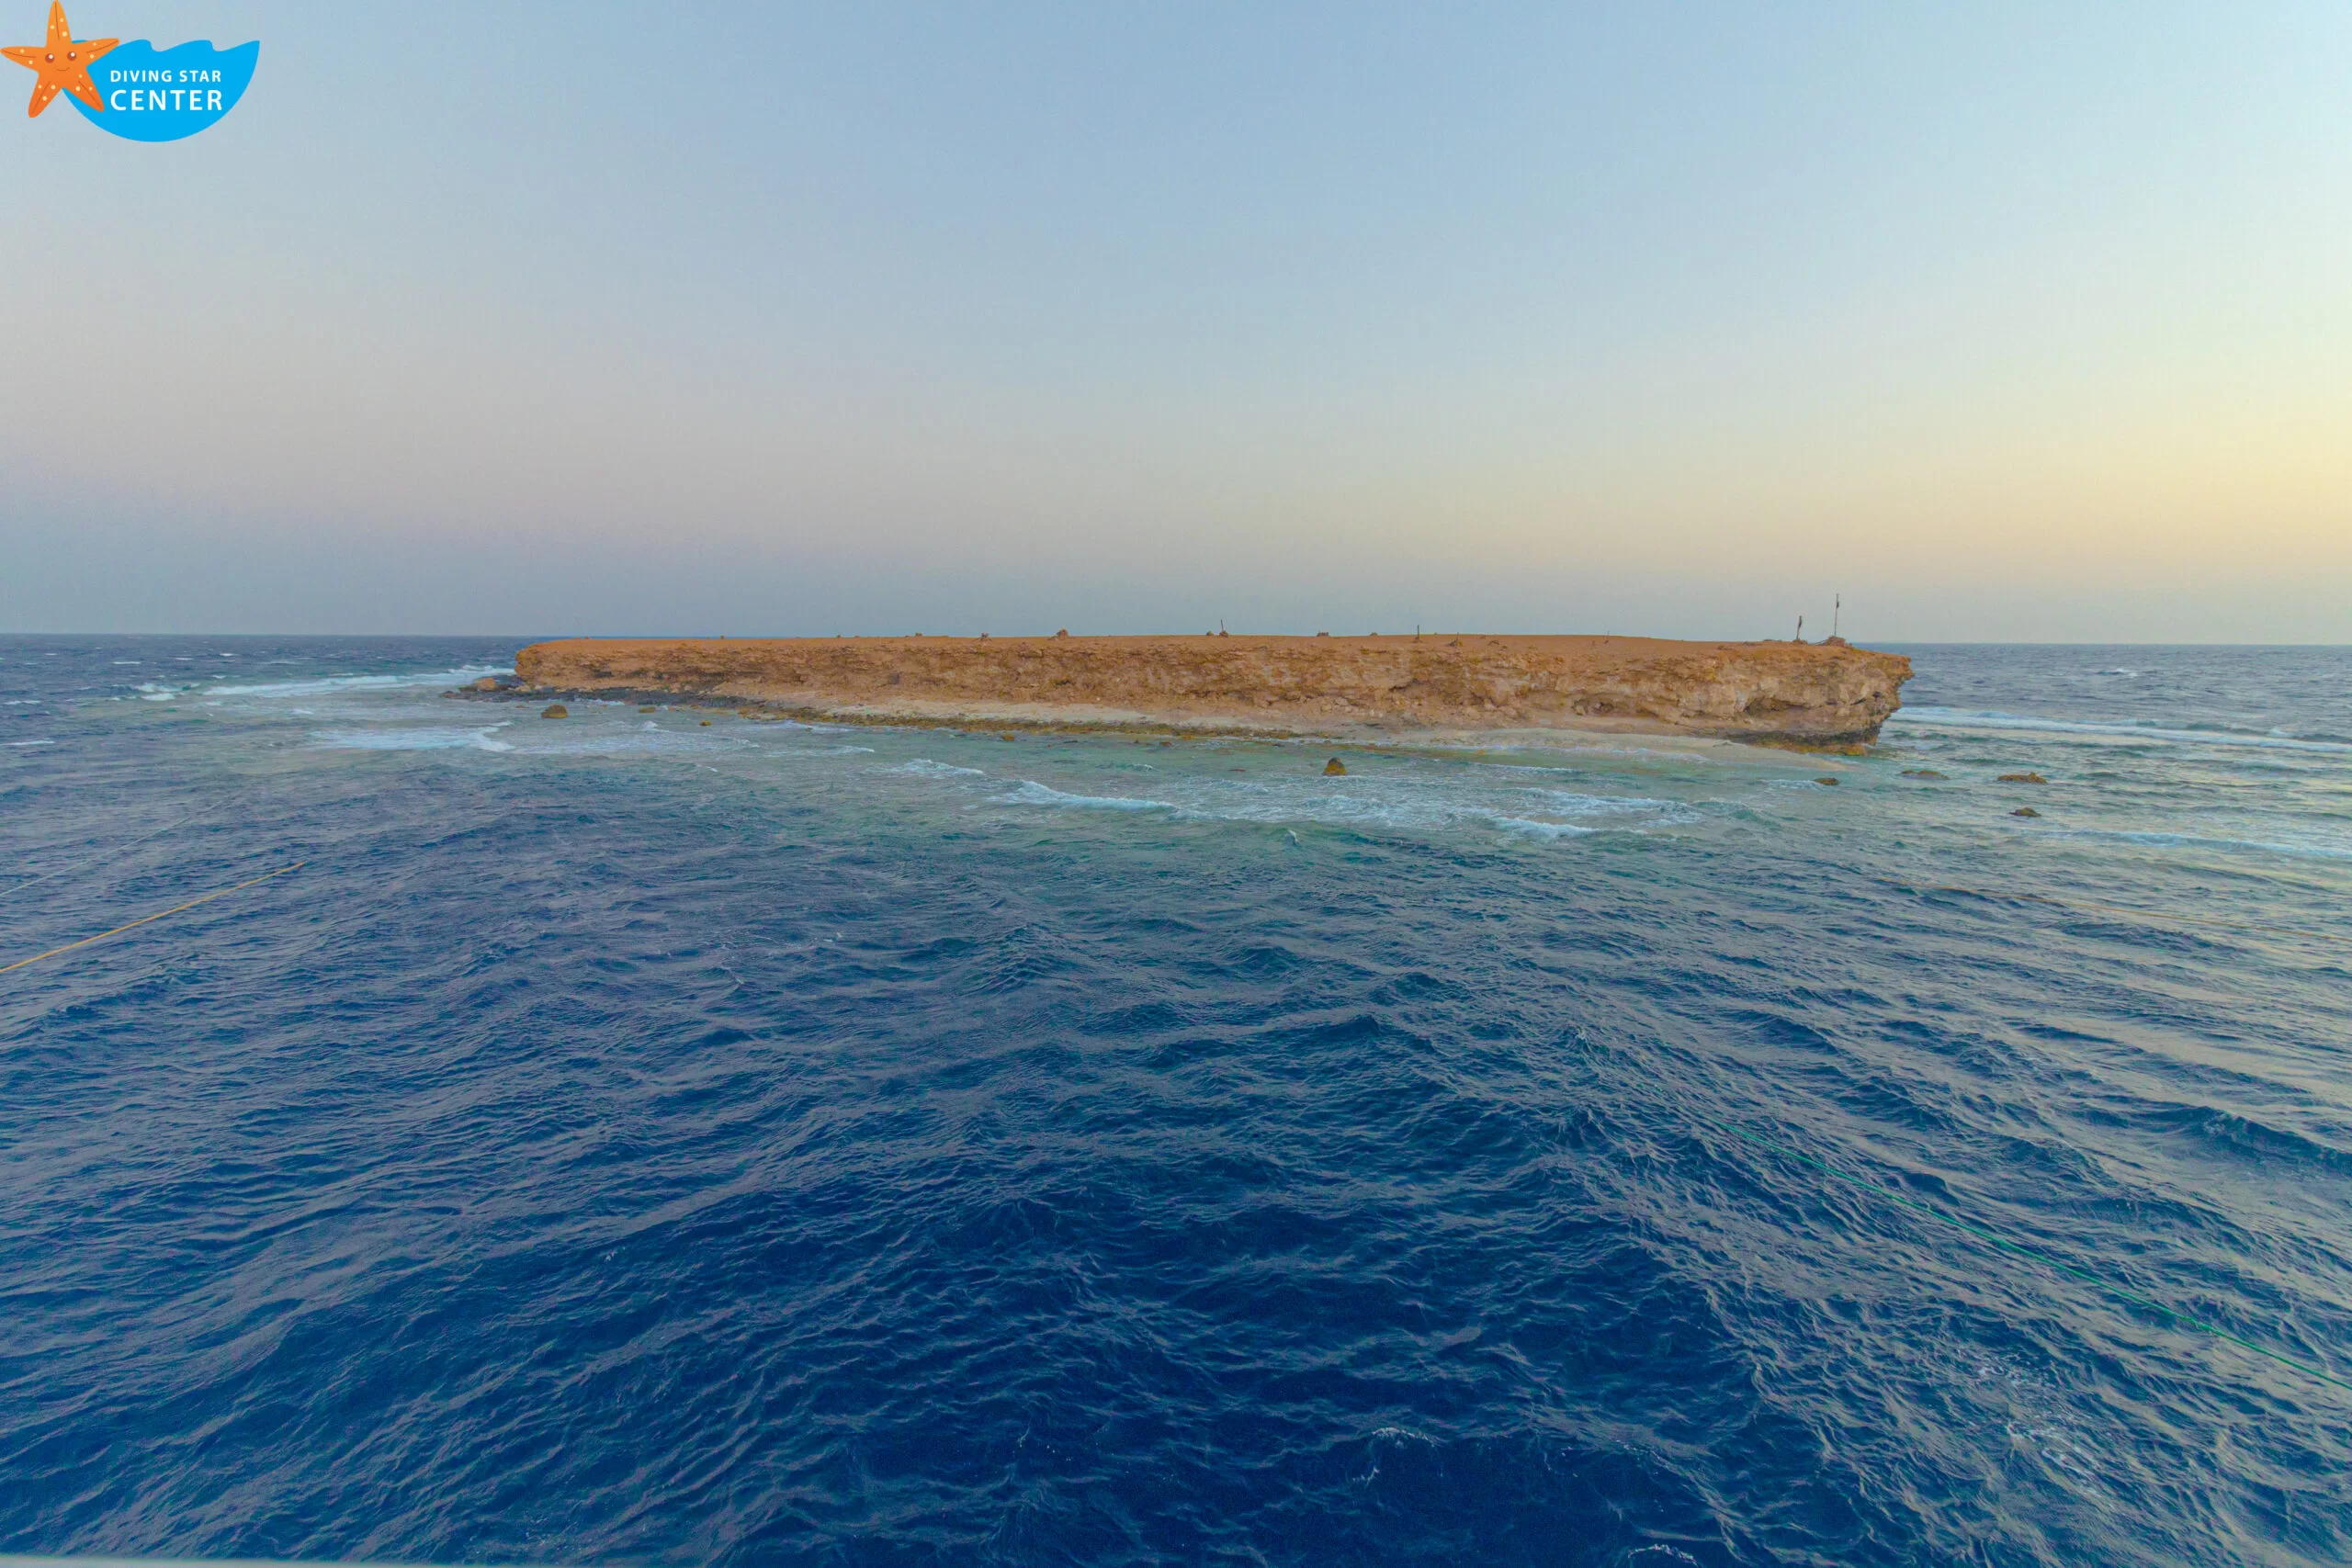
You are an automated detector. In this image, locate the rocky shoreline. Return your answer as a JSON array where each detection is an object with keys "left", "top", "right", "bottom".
[{"left": 473, "top": 634, "right": 1914, "bottom": 747}]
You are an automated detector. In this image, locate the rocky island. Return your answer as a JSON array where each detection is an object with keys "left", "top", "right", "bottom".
[{"left": 500, "top": 634, "right": 1911, "bottom": 746}]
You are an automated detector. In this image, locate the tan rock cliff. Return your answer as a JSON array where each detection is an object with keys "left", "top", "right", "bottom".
[{"left": 511, "top": 634, "right": 1911, "bottom": 744}]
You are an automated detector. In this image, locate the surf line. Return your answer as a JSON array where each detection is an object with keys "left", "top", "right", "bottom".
[
  {"left": 1698, "top": 1111, "right": 2352, "bottom": 1395},
  {"left": 0, "top": 863, "right": 305, "bottom": 976}
]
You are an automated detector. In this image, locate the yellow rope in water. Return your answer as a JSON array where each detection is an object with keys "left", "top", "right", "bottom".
[
  {"left": 0, "top": 863, "right": 305, "bottom": 976},
  {"left": 0, "top": 812, "right": 209, "bottom": 904}
]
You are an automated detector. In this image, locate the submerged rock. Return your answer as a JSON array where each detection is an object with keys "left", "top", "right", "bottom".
[
  {"left": 1998, "top": 772, "right": 2048, "bottom": 784},
  {"left": 1324, "top": 758, "right": 1348, "bottom": 775},
  {"left": 1815, "top": 776, "right": 1840, "bottom": 786},
  {"left": 1901, "top": 769, "right": 1947, "bottom": 779},
  {"left": 541, "top": 704, "right": 569, "bottom": 718},
  {"left": 2012, "top": 807, "right": 2041, "bottom": 818}
]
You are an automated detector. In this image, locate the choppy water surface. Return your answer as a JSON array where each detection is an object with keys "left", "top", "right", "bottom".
[{"left": 3, "top": 637, "right": 2347, "bottom": 1567}]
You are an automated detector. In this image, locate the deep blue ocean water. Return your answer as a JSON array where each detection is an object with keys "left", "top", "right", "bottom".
[{"left": 2, "top": 637, "right": 2347, "bottom": 1567}]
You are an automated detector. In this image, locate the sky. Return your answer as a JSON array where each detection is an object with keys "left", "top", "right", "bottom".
[{"left": 3, "top": 3, "right": 2347, "bottom": 642}]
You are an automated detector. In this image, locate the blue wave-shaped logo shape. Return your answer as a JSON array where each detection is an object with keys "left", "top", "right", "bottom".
[{"left": 70, "top": 39, "right": 257, "bottom": 141}]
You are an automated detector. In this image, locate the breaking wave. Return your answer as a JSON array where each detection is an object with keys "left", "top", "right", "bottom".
[
  {"left": 309, "top": 727, "right": 515, "bottom": 752},
  {"left": 996, "top": 780, "right": 1175, "bottom": 811},
  {"left": 1892, "top": 706, "right": 2352, "bottom": 754},
  {"left": 207, "top": 666, "right": 512, "bottom": 699}
]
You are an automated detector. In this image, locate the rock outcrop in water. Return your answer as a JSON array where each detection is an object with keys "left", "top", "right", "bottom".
[{"left": 509, "top": 634, "right": 1911, "bottom": 745}]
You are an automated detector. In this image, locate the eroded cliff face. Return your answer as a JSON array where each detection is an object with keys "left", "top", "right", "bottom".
[{"left": 512, "top": 634, "right": 1911, "bottom": 744}]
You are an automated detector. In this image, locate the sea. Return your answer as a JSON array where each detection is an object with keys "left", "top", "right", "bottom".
[{"left": 2, "top": 637, "right": 2346, "bottom": 1568}]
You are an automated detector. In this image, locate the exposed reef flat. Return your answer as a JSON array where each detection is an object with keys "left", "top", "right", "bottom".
[{"left": 504, "top": 634, "right": 1912, "bottom": 745}]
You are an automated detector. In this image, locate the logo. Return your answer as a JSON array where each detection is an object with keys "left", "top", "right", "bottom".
[{"left": 4, "top": 3, "right": 255, "bottom": 141}]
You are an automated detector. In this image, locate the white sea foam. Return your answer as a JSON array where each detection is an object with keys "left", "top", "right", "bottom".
[
  {"left": 1226, "top": 780, "right": 1684, "bottom": 838},
  {"left": 791, "top": 741, "right": 1712, "bottom": 842},
  {"left": 1175, "top": 790, "right": 1464, "bottom": 832},
  {"left": 525, "top": 729, "right": 753, "bottom": 758},
  {"left": 1528, "top": 788, "right": 1700, "bottom": 823},
  {"left": 997, "top": 780, "right": 1173, "bottom": 811},
  {"left": 1529, "top": 789, "right": 1675, "bottom": 810},
  {"left": 1467, "top": 743, "right": 1731, "bottom": 768},
  {"left": 745, "top": 716, "right": 850, "bottom": 734},
  {"left": 1486, "top": 815, "right": 1597, "bottom": 839},
  {"left": 207, "top": 666, "right": 511, "bottom": 699},
  {"left": 886, "top": 759, "right": 987, "bottom": 777},
  {"left": 6, "top": 739, "right": 55, "bottom": 748},
  {"left": 2030, "top": 827, "right": 2351, "bottom": 863},
  {"left": 310, "top": 727, "right": 515, "bottom": 753},
  {"left": 977, "top": 767, "right": 1702, "bottom": 839},
  {"left": 1891, "top": 706, "right": 2352, "bottom": 754}
]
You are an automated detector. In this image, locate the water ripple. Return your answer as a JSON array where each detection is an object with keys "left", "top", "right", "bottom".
[{"left": 1, "top": 637, "right": 2348, "bottom": 1566}]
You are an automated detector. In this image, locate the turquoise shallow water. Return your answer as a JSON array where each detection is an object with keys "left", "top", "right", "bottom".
[{"left": 2, "top": 638, "right": 2347, "bottom": 1565}]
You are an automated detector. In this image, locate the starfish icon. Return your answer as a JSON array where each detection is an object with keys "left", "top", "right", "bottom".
[{"left": 3, "top": 3, "right": 118, "bottom": 118}]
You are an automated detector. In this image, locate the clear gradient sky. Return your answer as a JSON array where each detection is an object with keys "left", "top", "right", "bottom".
[{"left": 4, "top": 3, "right": 2347, "bottom": 641}]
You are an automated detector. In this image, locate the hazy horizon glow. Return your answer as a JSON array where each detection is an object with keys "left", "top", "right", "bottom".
[{"left": 5, "top": 3, "right": 2348, "bottom": 642}]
